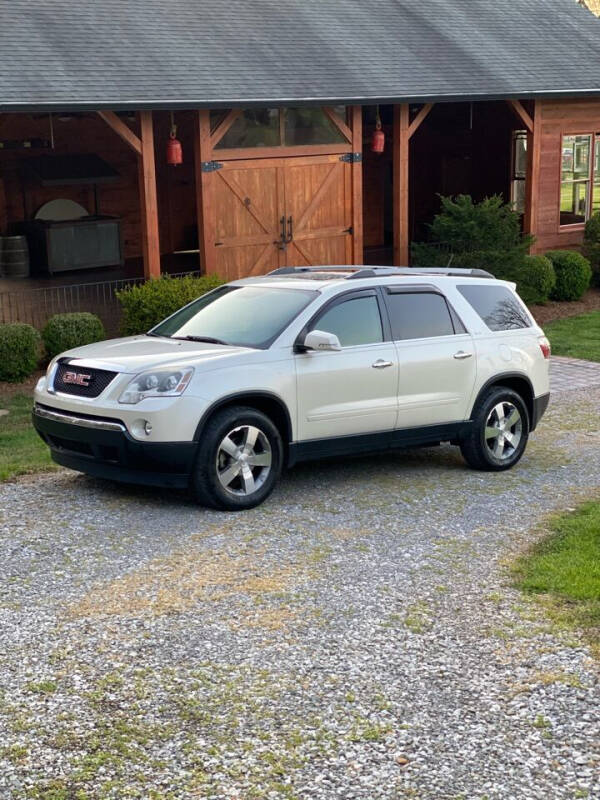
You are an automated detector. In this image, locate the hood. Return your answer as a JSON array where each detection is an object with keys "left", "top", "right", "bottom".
[{"left": 60, "top": 335, "right": 252, "bottom": 373}]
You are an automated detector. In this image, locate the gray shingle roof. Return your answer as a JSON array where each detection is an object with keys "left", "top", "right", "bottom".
[{"left": 1, "top": 0, "right": 600, "bottom": 111}]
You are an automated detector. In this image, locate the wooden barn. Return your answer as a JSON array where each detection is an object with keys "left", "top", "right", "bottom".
[{"left": 1, "top": 0, "right": 600, "bottom": 327}]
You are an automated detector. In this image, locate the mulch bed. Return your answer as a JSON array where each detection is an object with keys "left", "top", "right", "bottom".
[
  {"left": 529, "top": 288, "right": 600, "bottom": 326},
  {"left": 0, "top": 371, "right": 43, "bottom": 400}
]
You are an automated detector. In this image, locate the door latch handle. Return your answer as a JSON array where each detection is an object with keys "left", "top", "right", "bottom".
[
  {"left": 285, "top": 215, "right": 293, "bottom": 244},
  {"left": 372, "top": 359, "right": 393, "bottom": 369},
  {"left": 276, "top": 215, "right": 287, "bottom": 250},
  {"left": 453, "top": 351, "right": 473, "bottom": 360}
]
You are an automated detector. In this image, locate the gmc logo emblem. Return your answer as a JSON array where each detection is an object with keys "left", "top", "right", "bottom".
[{"left": 63, "top": 371, "right": 92, "bottom": 387}]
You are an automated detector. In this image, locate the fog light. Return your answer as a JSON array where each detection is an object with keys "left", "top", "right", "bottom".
[{"left": 144, "top": 421, "right": 153, "bottom": 436}]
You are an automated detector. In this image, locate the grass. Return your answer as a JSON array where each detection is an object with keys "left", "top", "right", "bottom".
[
  {"left": 0, "top": 392, "right": 55, "bottom": 481},
  {"left": 513, "top": 501, "right": 600, "bottom": 649},
  {"left": 544, "top": 310, "right": 600, "bottom": 362}
]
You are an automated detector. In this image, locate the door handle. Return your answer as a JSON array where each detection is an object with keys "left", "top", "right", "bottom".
[
  {"left": 276, "top": 215, "right": 287, "bottom": 250},
  {"left": 286, "top": 215, "right": 293, "bottom": 244},
  {"left": 372, "top": 359, "right": 393, "bottom": 369},
  {"left": 453, "top": 351, "right": 473, "bottom": 360}
]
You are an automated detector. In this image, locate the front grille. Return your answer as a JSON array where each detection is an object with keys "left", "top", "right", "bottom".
[
  {"left": 53, "top": 363, "right": 117, "bottom": 398},
  {"left": 47, "top": 434, "right": 93, "bottom": 456}
]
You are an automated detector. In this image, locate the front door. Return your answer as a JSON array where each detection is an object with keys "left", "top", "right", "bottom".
[{"left": 295, "top": 290, "right": 399, "bottom": 442}]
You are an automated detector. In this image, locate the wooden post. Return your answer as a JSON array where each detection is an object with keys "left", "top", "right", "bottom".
[
  {"left": 350, "top": 106, "right": 364, "bottom": 263},
  {"left": 137, "top": 111, "right": 161, "bottom": 279},
  {"left": 524, "top": 100, "right": 542, "bottom": 251},
  {"left": 393, "top": 104, "right": 410, "bottom": 265},
  {"left": 194, "top": 110, "right": 216, "bottom": 273}
]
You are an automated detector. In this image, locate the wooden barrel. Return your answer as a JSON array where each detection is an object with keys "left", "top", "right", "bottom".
[{"left": 0, "top": 235, "right": 30, "bottom": 278}]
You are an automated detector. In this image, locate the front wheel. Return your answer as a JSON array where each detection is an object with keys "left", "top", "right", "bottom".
[
  {"left": 460, "top": 387, "right": 530, "bottom": 471},
  {"left": 191, "top": 406, "right": 283, "bottom": 510}
]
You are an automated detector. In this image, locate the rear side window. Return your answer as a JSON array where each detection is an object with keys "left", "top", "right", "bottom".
[
  {"left": 458, "top": 285, "right": 531, "bottom": 331},
  {"left": 385, "top": 292, "right": 455, "bottom": 340},
  {"left": 313, "top": 295, "right": 383, "bottom": 347}
]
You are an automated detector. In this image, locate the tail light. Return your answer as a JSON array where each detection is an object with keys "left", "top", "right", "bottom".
[{"left": 539, "top": 337, "right": 551, "bottom": 359}]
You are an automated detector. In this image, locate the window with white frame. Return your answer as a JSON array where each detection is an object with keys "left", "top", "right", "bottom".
[
  {"left": 511, "top": 130, "right": 528, "bottom": 215},
  {"left": 560, "top": 134, "right": 595, "bottom": 226}
]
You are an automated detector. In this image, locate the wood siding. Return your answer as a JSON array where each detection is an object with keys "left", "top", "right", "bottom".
[{"left": 534, "top": 98, "right": 600, "bottom": 253}]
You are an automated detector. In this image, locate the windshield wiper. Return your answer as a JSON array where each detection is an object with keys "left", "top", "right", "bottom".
[{"left": 173, "top": 335, "right": 230, "bottom": 345}]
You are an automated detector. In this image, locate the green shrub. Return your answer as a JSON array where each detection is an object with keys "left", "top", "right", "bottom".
[
  {"left": 427, "top": 194, "right": 534, "bottom": 255},
  {"left": 545, "top": 250, "right": 592, "bottom": 301},
  {"left": 412, "top": 194, "right": 534, "bottom": 280},
  {"left": 42, "top": 312, "right": 105, "bottom": 358},
  {"left": 501, "top": 255, "right": 556, "bottom": 306},
  {"left": 116, "top": 274, "right": 225, "bottom": 336},
  {"left": 0, "top": 323, "right": 41, "bottom": 382},
  {"left": 582, "top": 212, "right": 600, "bottom": 287}
]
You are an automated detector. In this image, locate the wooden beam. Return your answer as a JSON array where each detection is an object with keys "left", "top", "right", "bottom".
[
  {"left": 210, "top": 109, "right": 241, "bottom": 150},
  {"left": 393, "top": 104, "right": 410, "bottom": 266},
  {"left": 408, "top": 103, "right": 433, "bottom": 140},
  {"left": 137, "top": 111, "right": 161, "bottom": 278},
  {"left": 506, "top": 99, "right": 534, "bottom": 133},
  {"left": 323, "top": 106, "right": 353, "bottom": 143},
  {"left": 524, "top": 100, "right": 542, "bottom": 247},
  {"left": 97, "top": 110, "right": 142, "bottom": 155},
  {"left": 195, "top": 110, "right": 216, "bottom": 274},
  {"left": 350, "top": 106, "right": 363, "bottom": 263}
]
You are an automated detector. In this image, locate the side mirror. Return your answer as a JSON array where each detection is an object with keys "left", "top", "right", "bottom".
[{"left": 300, "top": 329, "right": 342, "bottom": 352}]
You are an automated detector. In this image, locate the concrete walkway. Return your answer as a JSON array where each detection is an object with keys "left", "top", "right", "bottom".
[{"left": 550, "top": 355, "right": 600, "bottom": 392}]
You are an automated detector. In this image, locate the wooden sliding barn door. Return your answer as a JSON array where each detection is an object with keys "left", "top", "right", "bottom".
[
  {"left": 212, "top": 159, "right": 286, "bottom": 281},
  {"left": 282, "top": 155, "right": 353, "bottom": 267},
  {"left": 196, "top": 107, "right": 363, "bottom": 278}
]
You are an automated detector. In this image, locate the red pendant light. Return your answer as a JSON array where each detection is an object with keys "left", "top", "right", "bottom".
[
  {"left": 166, "top": 112, "right": 183, "bottom": 166},
  {"left": 371, "top": 106, "right": 385, "bottom": 154}
]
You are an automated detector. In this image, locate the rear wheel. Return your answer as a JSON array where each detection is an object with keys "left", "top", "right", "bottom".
[
  {"left": 460, "top": 387, "right": 529, "bottom": 471},
  {"left": 191, "top": 406, "right": 283, "bottom": 510}
]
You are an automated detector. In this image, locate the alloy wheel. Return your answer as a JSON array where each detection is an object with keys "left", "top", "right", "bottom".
[
  {"left": 216, "top": 424, "right": 272, "bottom": 496},
  {"left": 484, "top": 401, "right": 523, "bottom": 461}
]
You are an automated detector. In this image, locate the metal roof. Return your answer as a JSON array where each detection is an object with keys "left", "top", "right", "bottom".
[{"left": 1, "top": 0, "right": 600, "bottom": 112}]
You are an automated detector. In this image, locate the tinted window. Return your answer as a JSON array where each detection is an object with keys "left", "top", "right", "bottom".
[
  {"left": 458, "top": 285, "right": 531, "bottom": 331},
  {"left": 314, "top": 295, "right": 383, "bottom": 347},
  {"left": 386, "top": 292, "right": 455, "bottom": 340}
]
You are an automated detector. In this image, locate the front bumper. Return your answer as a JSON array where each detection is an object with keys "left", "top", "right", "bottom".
[{"left": 33, "top": 403, "right": 197, "bottom": 489}]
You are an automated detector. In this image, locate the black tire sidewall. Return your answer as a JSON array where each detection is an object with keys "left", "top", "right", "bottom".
[
  {"left": 192, "top": 406, "right": 283, "bottom": 510},
  {"left": 474, "top": 388, "right": 530, "bottom": 470}
]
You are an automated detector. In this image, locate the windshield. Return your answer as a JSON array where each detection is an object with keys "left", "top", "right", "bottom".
[{"left": 150, "top": 285, "right": 318, "bottom": 349}]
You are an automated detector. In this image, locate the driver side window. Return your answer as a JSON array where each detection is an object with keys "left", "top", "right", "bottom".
[{"left": 313, "top": 295, "right": 383, "bottom": 347}]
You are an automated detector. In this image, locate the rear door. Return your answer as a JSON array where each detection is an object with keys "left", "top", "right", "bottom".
[
  {"left": 295, "top": 290, "right": 399, "bottom": 441},
  {"left": 382, "top": 287, "right": 477, "bottom": 429}
]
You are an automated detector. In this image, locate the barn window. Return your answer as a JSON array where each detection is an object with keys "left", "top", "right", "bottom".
[
  {"left": 560, "top": 134, "right": 593, "bottom": 225},
  {"left": 211, "top": 107, "right": 349, "bottom": 150}
]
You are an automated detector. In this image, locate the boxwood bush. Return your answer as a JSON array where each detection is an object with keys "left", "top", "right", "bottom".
[
  {"left": 117, "top": 274, "right": 225, "bottom": 336},
  {"left": 42, "top": 312, "right": 105, "bottom": 359},
  {"left": 545, "top": 250, "right": 592, "bottom": 301},
  {"left": 500, "top": 254, "right": 556, "bottom": 306},
  {"left": 0, "top": 323, "right": 41, "bottom": 382}
]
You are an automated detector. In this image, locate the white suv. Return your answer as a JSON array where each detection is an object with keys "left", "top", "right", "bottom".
[{"left": 33, "top": 267, "right": 551, "bottom": 510}]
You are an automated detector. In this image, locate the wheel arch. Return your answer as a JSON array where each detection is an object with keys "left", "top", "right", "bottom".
[
  {"left": 470, "top": 372, "right": 535, "bottom": 428},
  {"left": 194, "top": 391, "right": 293, "bottom": 461}
]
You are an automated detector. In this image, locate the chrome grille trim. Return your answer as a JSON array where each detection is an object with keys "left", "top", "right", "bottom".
[{"left": 34, "top": 404, "right": 126, "bottom": 433}]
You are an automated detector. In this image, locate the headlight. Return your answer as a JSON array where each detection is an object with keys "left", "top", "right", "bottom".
[{"left": 118, "top": 368, "right": 194, "bottom": 405}]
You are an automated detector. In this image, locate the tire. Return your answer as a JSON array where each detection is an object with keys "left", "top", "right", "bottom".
[
  {"left": 191, "top": 405, "right": 283, "bottom": 510},
  {"left": 460, "top": 386, "right": 530, "bottom": 472}
]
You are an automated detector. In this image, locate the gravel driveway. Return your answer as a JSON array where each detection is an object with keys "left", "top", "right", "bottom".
[{"left": 1, "top": 364, "right": 599, "bottom": 800}]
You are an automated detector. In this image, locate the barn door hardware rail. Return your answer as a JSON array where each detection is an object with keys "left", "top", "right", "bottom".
[
  {"left": 201, "top": 160, "right": 223, "bottom": 172},
  {"left": 339, "top": 152, "right": 362, "bottom": 163}
]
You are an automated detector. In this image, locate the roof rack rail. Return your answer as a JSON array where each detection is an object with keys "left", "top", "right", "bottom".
[{"left": 267, "top": 265, "right": 495, "bottom": 279}]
